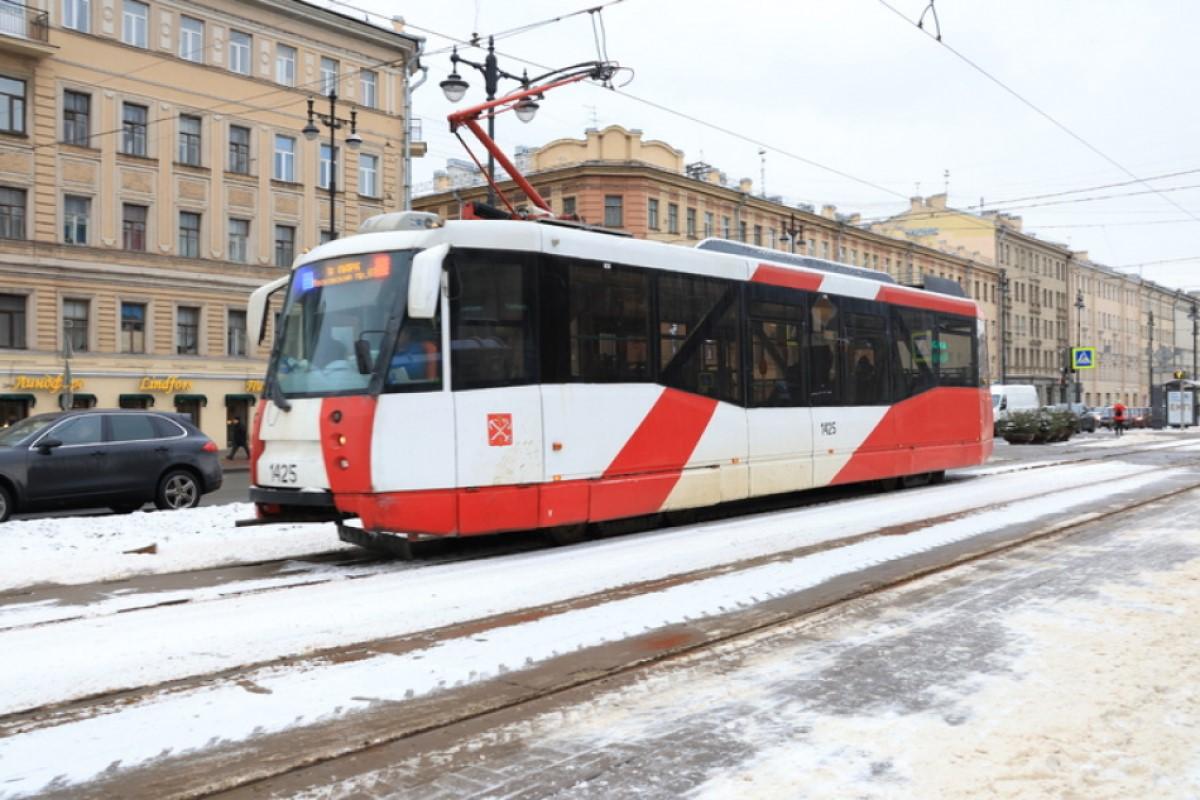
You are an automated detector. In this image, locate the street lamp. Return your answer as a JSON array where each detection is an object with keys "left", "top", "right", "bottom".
[
  {"left": 1190, "top": 301, "right": 1199, "bottom": 382},
  {"left": 781, "top": 213, "right": 804, "bottom": 255},
  {"left": 302, "top": 91, "right": 361, "bottom": 241},
  {"left": 1074, "top": 288, "right": 1085, "bottom": 403},
  {"left": 440, "top": 38, "right": 538, "bottom": 204}
]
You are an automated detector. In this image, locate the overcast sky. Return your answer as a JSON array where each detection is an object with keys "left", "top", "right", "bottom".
[{"left": 339, "top": 0, "right": 1200, "bottom": 290}]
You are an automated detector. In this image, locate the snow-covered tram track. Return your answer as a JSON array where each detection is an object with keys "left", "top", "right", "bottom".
[
  {"left": 3, "top": 455, "right": 1200, "bottom": 798},
  {"left": 3, "top": 437, "right": 1189, "bottom": 635}
]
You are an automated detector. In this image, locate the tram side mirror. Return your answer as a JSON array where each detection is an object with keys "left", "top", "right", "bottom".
[
  {"left": 409, "top": 244, "right": 448, "bottom": 319},
  {"left": 354, "top": 338, "right": 373, "bottom": 375},
  {"left": 37, "top": 438, "right": 62, "bottom": 455},
  {"left": 248, "top": 275, "right": 290, "bottom": 345}
]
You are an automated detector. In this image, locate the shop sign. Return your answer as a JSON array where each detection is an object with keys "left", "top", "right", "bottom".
[
  {"left": 10, "top": 374, "right": 85, "bottom": 392},
  {"left": 139, "top": 376, "right": 194, "bottom": 393},
  {"left": 245, "top": 379, "right": 264, "bottom": 393}
]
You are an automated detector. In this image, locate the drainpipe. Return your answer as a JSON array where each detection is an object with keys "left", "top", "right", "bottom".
[
  {"left": 403, "top": 48, "right": 428, "bottom": 211},
  {"left": 733, "top": 192, "right": 749, "bottom": 241}
]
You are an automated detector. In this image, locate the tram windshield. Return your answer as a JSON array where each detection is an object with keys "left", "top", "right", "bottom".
[{"left": 270, "top": 250, "right": 424, "bottom": 397}]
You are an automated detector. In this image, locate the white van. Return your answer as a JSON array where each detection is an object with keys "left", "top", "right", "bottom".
[{"left": 991, "top": 384, "right": 1040, "bottom": 431}]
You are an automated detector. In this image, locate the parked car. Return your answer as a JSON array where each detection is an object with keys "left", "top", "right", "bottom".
[
  {"left": 1130, "top": 407, "right": 1151, "bottom": 428},
  {"left": 1052, "top": 402, "right": 1097, "bottom": 433},
  {"left": 1097, "top": 407, "right": 1115, "bottom": 429},
  {"left": 0, "top": 409, "right": 222, "bottom": 522}
]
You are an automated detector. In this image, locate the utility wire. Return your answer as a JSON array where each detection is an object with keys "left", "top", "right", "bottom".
[{"left": 874, "top": 0, "right": 1200, "bottom": 227}]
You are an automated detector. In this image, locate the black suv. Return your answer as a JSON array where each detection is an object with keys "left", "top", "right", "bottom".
[{"left": 0, "top": 409, "right": 223, "bottom": 522}]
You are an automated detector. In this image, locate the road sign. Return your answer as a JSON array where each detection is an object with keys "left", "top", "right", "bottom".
[{"left": 1072, "top": 347, "right": 1096, "bottom": 370}]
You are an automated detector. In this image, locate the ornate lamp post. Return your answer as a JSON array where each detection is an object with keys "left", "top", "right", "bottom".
[
  {"left": 440, "top": 37, "right": 540, "bottom": 205},
  {"left": 302, "top": 91, "right": 362, "bottom": 241}
]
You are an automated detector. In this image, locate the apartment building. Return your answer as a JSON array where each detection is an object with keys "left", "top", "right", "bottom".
[
  {"left": 415, "top": 125, "right": 1002, "bottom": 381},
  {"left": 876, "top": 196, "right": 1075, "bottom": 405},
  {"left": 0, "top": 0, "right": 423, "bottom": 445}
]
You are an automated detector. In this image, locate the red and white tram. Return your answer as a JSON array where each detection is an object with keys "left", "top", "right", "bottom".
[{"left": 245, "top": 212, "right": 993, "bottom": 549}]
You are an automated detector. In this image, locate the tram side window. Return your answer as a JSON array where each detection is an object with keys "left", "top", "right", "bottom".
[
  {"left": 843, "top": 299, "right": 889, "bottom": 406},
  {"left": 658, "top": 273, "right": 741, "bottom": 404},
  {"left": 566, "top": 260, "right": 651, "bottom": 381},
  {"left": 893, "top": 307, "right": 937, "bottom": 398},
  {"left": 937, "top": 314, "right": 978, "bottom": 387},
  {"left": 449, "top": 252, "right": 538, "bottom": 390},
  {"left": 748, "top": 283, "right": 806, "bottom": 407},
  {"left": 809, "top": 294, "right": 841, "bottom": 405}
]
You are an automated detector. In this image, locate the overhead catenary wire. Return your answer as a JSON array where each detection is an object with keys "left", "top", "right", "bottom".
[{"left": 874, "top": 0, "right": 1200, "bottom": 228}]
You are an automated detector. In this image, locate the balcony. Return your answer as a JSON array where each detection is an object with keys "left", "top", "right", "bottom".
[{"left": 0, "top": 1, "right": 55, "bottom": 57}]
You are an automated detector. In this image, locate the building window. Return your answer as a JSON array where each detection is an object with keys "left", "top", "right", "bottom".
[
  {"left": 318, "top": 144, "right": 337, "bottom": 189},
  {"left": 320, "top": 57, "right": 338, "bottom": 96},
  {"left": 274, "top": 224, "right": 294, "bottom": 267},
  {"left": 739, "top": 221, "right": 747, "bottom": 242},
  {"left": 358, "top": 153, "right": 378, "bottom": 196},
  {"left": 121, "top": 301, "right": 145, "bottom": 353},
  {"left": 122, "top": 102, "right": 147, "bottom": 155},
  {"left": 722, "top": 216, "right": 730, "bottom": 238},
  {"left": 63, "top": 298, "right": 89, "bottom": 352},
  {"left": 63, "top": 195, "right": 89, "bottom": 244},
  {"left": 62, "top": 90, "right": 89, "bottom": 145},
  {"left": 227, "top": 309, "right": 247, "bottom": 356},
  {"left": 179, "top": 211, "right": 200, "bottom": 258},
  {"left": 603, "top": 195, "right": 623, "bottom": 228},
  {"left": 276, "top": 44, "right": 296, "bottom": 86},
  {"left": 0, "top": 187, "right": 25, "bottom": 240},
  {"left": 228, "top": 125, "right": 250, "bottom": 174},
  {"left": 229, "top": 30, "right": 251, "bottom": 75},
  {"left": 319, "top": 229, "right": 334, "bottom": 244},
  {"left": 179, "top": 15, "right": 203, "bottom": 62},
  {"left": 121, "top": 0, "right": 147, "bottom": 47},
  {"left": 0, "top": 294, "right": 25, "bottom": 349},
  {"left": 62, "top": 0, "right": 89, "bottom": 32},
  {"left": 176, "top": 306, "right": 199, "bottom": 354},
  {"left": 754, "top": 225, "right": 763, "bottom": 246},
  {"left": 667, "top": 203, "right": 678, "bottom": 234},
  {"left": 704, "top": 211, "right": 714, "bottom": 238},
  {"left": 0, "top": 76, "right": 25, "bottom": 135},
  {"left": 648, "top": 198, "right": 659, "bottom": 229},
  {"left": 178, "top": 114, "right": 201, "bottom": 165},
  {"left": 228, "top": 218, "right": 249, "bottom": 262},
  {"left": 360, "top": 69, "right": 377, "bottom": 108},
  {"left": 273, "top": 135, "right": 295, "bottom": 181},
  {"left": 122, "top": 203, "right": 146, "bottom": 250},
  {"left": 686, "top": 208, "right": 697, "bottom": 239},
  {"left": 562, "top": 196, "right": 576, "bottom": 217}
]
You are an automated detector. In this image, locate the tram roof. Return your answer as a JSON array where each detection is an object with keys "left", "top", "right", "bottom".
[{"left": 296, "top": 219, "right": 979, "bottom": 317}]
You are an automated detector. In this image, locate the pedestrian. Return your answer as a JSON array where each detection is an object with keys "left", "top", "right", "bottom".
[
  {"left": 228, "top": 418, "right": 250, "bottom": 459},
  {"left": 1112, "top": 401, "right": 1127, "bottom": 437}
]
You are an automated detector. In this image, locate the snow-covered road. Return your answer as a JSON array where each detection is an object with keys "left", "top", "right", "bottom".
[{"left": 2, "top": 436, "right": 1199, "bottom": 799}]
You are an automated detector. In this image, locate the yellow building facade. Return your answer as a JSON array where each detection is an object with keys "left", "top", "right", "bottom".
[{"left": 0, "top": 0, "right": 422, "bottom": 445}]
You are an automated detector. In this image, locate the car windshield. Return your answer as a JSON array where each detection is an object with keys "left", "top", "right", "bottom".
[
  {"left": 991, "top": 394, "right": 1001, "bottom": 408},
  {"left": 270, "top": 251, "right": 415, "bottom": 397},
  {"left": 0, "top": 416, "right": 56, "bottom": 446}
]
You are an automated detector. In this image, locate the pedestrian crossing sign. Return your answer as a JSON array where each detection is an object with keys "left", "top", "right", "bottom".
[{"left": 1072, "top": 347, "right": 1097, "bottom": 370}]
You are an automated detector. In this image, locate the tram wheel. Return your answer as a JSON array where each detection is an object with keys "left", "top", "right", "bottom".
[
  {"left": 928, "top": 470, "right": 946, "bottom": 485},
  {"left": 877, "top": 477, "right": 901, "bottom": 492},
  {"left": 544, "top": 523, "right": 589, "bottom": 547}
]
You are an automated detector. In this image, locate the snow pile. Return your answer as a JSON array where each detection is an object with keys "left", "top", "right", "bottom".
[{"left": 0, "top": 504, "right": 352, "bottom": 591}]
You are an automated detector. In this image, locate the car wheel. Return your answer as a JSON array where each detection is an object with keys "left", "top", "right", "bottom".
[
  {"left": 0, "top": 484, "right": 12, "bottom": 523},
  {"left": 155, "top": 470, "right": 201, "bottom": 511}
]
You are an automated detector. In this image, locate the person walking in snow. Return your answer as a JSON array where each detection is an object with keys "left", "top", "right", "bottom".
[
  {"left": 228, "top": 418, "right": 249, "bottom": 459},
  {"left": 1112, "top": 401, "right": 1127, "bottom": 437}
]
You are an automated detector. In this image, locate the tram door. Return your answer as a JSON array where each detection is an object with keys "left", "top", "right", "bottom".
[{"left": 448, "top": 254, "right": 543, "bottom": 532}]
